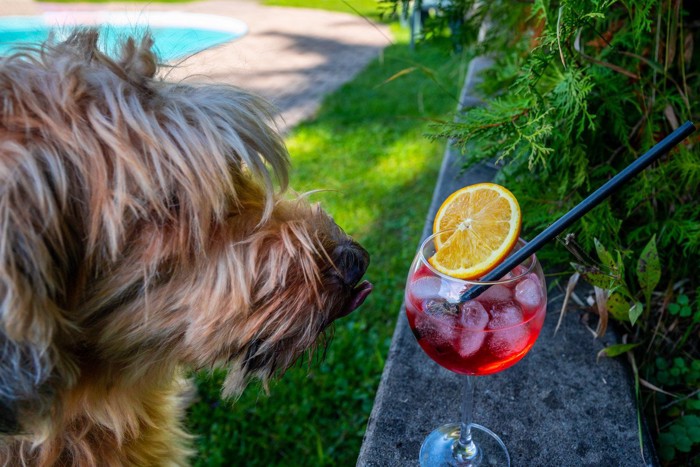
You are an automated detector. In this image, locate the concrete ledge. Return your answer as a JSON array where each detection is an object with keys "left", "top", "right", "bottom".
[{"left": 357, "top": 56, "right": 657, "bottom": 466}]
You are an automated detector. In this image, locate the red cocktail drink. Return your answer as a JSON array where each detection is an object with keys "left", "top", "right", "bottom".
[
  {"left": 405, "top": 261, "right": 546, "bottom": 375},
  {"left": 405, "top": 233, "right": 547, "bottom": 466}
]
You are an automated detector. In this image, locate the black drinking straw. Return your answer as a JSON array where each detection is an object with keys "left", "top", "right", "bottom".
[{"left": 460, "top": 120, "right": 697, "bottom": 302}]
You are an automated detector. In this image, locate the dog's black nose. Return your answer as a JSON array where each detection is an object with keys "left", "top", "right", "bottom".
[{"left": 332, "top": 240, "right": 370, "bottom": 287}]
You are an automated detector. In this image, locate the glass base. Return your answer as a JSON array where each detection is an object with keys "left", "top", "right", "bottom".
[{"left": 419, "top": 423, "right": 510, "bottom": 467}]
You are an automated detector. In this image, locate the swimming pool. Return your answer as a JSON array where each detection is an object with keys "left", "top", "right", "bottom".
[{"left": 0, "top": 11, "right": 248, "bottom": 62}]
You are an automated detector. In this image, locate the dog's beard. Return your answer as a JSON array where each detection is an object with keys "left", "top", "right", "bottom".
[
  {"left": 213, "top": 212, "right": 372, "bottom": 397},
  {"left": 72, "top": 199, "right": 371, "bottom": 400}
]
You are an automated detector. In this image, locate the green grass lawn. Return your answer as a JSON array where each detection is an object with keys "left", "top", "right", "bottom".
[
  {"left": 38, "top": 0, "right": 383, "bottom": 16},
  {"left": 40, "top": 0, "right": 384, "bottom": 20},
  {"left": 185, "top": 26, "right": 468, "bottom": 467},
  {"left": 263, "top": 0, "right": 383, "bottom": 19}
]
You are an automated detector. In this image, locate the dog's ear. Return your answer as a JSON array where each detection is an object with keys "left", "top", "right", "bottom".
[
  {"left": 118, "top": 34, "right": 157, "bottom": 81},
  {"left": 0, "top": 137, "right": 79, "bottom": 435},
  {"left": 0, "top": 203, "right": 80, "bottom": 434},
  {"left": 0, "top": 334, "right": 53, "bottom": 434},
  {"left": 0, "top": 266, "right": 66, "bottom": 434},
  {"left": 62, "top": 29, "right": 157, "bottom": 86}
]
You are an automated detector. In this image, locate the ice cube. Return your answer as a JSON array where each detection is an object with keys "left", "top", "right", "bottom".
[
  {"left": 475, "top": 284, "right": 512, "bottom": 305},
  {"left": 514, "top": 275, "right": 543, "bottom": 312},
  {"left": 440, "top": 279, "right": 468, "bottom": 302},
  {"left": 451, "top": 301, "right": 488, "bottom": 358},
  {"left": 487, "top": 325, "right": 530, "bottom": 358},
  {"left": 459, "top": 300, "right": 489, "bottom": 329},
  {"left": 456, "top": 331, "right": 486, "bottom": 358},
  {"left": 487, "top": 301, "right": 523, "bottom": 329},
  {"left": 502, "top": 265, "right": 527, "bottom": 287},
  {"left": 486, "top": 301, "right": 529, "bottom": 358},
  {"left": 411, "top": 277, "right": 442, "bottom": 301},
  {"left": 415, "top": 299, "right": 458, "bottom": 349}
]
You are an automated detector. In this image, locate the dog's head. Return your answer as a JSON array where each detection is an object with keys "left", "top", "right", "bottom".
[{"left": 0, "top": 30, "right": 371, "bottom": 434}]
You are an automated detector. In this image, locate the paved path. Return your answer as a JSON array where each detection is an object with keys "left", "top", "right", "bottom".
[{"left": 4, "top": 0, "right": 392, "bottom": 133}]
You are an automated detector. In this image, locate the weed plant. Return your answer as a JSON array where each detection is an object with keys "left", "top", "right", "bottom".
[{"left": 395, "top": 0, "right": 700, "bottom": 463}]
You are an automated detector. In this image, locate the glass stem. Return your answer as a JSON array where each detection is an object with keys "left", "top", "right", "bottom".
[{"left": 453, "top": 375, "right": 479, "bottom": 462}]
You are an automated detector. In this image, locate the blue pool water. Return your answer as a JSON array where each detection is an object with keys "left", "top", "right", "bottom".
[{"left": 0, "top": 14, "right": 246, "bottom": 62}]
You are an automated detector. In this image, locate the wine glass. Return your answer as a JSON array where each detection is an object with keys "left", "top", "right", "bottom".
[{"left": 405, "top": 230, "right": 547, "bottom": 466}]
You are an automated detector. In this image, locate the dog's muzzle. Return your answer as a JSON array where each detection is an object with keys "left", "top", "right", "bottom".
[{"left": 333, "top": 240, "right": 372, "bottom": 318}]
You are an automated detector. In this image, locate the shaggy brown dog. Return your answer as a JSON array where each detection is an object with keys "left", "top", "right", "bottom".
[{"left": 0, "top": 30, "right": 372, "bottom": 465}]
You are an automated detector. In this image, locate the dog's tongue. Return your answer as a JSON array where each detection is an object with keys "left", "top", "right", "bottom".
[{"left": 340, "top": 280, "right": 373, "bottom": 317}]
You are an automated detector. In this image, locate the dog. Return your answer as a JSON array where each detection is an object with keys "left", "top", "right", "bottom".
[{"left": 0, "top": 30, "right": 372, "bottom": 465}]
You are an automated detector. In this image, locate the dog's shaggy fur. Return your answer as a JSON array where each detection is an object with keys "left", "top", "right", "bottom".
[{"left": 0, "top": 30, "right": 371, "bottom": 465}]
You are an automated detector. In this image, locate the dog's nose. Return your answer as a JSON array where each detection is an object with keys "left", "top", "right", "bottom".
[{"left": 333, "top": 240, "right": 370, "bottom": 287}]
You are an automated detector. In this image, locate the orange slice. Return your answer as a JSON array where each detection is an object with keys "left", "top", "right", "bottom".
[{"left": 429, "top": 183, "right": 521, "bottom": 279}]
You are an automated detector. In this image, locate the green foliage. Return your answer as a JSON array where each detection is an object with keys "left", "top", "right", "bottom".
[
  {"left": 602, "top": 281, "right": 700, "bottom": 464},
  {"left": 668, "top": 294, "right": 694, "bottom": 319},
  {"left": 185, "top": 32, "right": 467, "bottom": 466},
  {"left": 658, "top": 415, "right": 700, "bottom": 462},
  {"left": 394, "top": 0, "right": 700, "bottom": 463},
  {"left": 652, "top": 349, "right": 700, "bottom": 463},
  {"left": 429, "top": 0, "right": 699, "bottom": 273},
  {"left": 654, "top": 355, "right": 700, "bottom": 388}
]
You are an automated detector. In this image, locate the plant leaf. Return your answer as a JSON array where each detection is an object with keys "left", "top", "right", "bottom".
[
  {"left": 659, "top": 443, "right": 675, "bottom": 461},
  {"left": 598, "top": 342, "right": 640, "bottom": 358},
  {"left": 571, "top": 263, "right": 615, "bottom": 289},
  {"left": 594, "top": 286, "right": 609, "bottom": 337},
  {"left": 607, "top": 291, "right": 631, "bottom": 322},
  {"left": 617, "top": 250, "right": 626, "bottom": 282},
  {"left": 688, "top": 426, "right": 700, "bottom": 443},
  {"left": 594, "top": 238, "right": 616, "bottom": 270},
  {"left": 637, "top": 234, "right": 660, "bottom": 302},
  {"left": 379, "top": 67, "right": 418, "bottom": 86},
  {"left": 629, "top": 301, "right": 644, "bottom": 325},
  {"left": 555, "top": 272, "right": 580, "bottom": 335}
]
